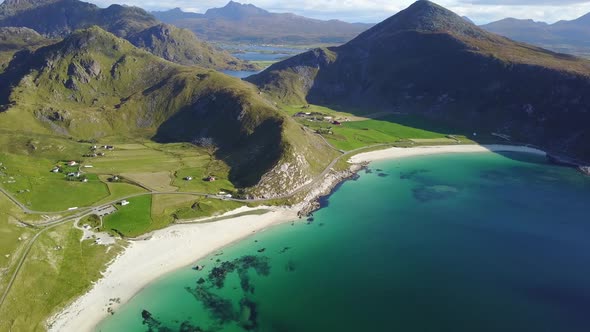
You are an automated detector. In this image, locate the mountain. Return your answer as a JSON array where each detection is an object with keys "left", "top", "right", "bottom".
[
  {"left": 0, "top": 26, "right": 53, "bottom": 72},
  {"left": 152, "top": 1, "right": 373, "bottom": 44},
  {"left": 481, "top": 15, "right": 590, "bottom": 56},
  {"left": 248, "top": 0, "right": 590, "bottom": 162},
  {"left": 0, "top": 26, "right": 335, "bottom": 192},
  {"left": 0, "top": 0, "right": 255, "bottom": 70},
  {"left": 126, "top": 23, "right": 257, "bottom": 69}
]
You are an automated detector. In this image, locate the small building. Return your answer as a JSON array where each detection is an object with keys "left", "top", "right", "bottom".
[
  {"left": 332, "top": 121, "right": 342, "bottom": 125},
  {"left": 120, "top": 200, "right": 130, "bottom": 206},
  {"left": 184, "top": 176, "right": 193, "bottom": 181},
  {"left": 91, "top": 145, "right": 98, "bottom": 150},
  {"left": 68, "top": 161, "right": 78, "bottom": 166},
  {"left": 97, "top": 152, "right": 105, "bottom": 157},
  {"left": 224, "top": 194, "right": 233, "bottom": 199},
  {"left": 205, "top": 176, "right": 216, "bottom": 182},
  {"left": 82, "top": 178, "right": 89, "bottom": 183},
  {"left": 51, "top": 167, "right": 60, "bottom": 173}
]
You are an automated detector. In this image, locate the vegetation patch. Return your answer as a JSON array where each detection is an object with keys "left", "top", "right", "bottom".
[
  {"left": 174, "top": 198, "right": 244, "bottom": 221},
  {"left": 102, "top": 196, "right": 153, "bottom": 237},
  {"left": 0, "top": 223, "right": 123, "bottom": 332}
]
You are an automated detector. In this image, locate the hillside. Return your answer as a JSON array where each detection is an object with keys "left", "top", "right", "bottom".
[
  {"left": 0, "top": 0, "right": 255, "bottom": 70},
  {"left": 482, "top": 14, "right": 590, "bottom": 57},
  {"left": 0, "top": 26, "right": 54, "bottom": 72},
  {"left": 248, "top": 0, "right": 590, "bottom": 162},
  {"left": 0, "top": 26, "right": 335, "bottom": 192},
  {"left": 153, "top": 1, "right": 372, "bottom": 44}
]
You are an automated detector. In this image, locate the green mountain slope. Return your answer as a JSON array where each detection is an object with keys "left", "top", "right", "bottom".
[
  {"left": 0, "top": 26, "right": 335, "bottom": 191},
  {"left": 0, "top": 0, "right": 255, "bottom": 70},
  {"left": 0, "top": 26, "right": 54, "bottom": 72},
  {"left": 126, "top": 23, "right": 257, "bottom": 70},
  {"left": 248, "top": 0, "right": 590, "bottom": 163}
]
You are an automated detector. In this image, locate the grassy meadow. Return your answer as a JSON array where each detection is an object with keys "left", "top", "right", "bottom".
[
  {"left": 102, "top": 195, "right": 153, "bottom": 237},
  {"left": 283, "top": 104, "right": 473, "bottom": 151},
  {"left": 0, "top": 223, "right": 124, "bottom": 332}
]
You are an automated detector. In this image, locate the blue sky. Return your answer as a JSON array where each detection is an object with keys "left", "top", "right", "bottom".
[{"left": 88, "top": 0, "right": 590, "bottom": 24}]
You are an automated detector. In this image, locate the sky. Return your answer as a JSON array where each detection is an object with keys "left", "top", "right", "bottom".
[{"left": 88, "top": 0, "right": 590, "bottom": 24}]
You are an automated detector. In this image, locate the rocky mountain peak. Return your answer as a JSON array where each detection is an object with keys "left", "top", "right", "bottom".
[
  {"left": 353, "top": 0, "right": 487, "bottom": 43},
  {"left": 205, "top": 1, "right": 270, "bottom": 20}
]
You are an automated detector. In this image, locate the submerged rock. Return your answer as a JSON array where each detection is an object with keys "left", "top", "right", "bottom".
[{"left": 413, "top": 185, "right": 459, "bottom": 202}]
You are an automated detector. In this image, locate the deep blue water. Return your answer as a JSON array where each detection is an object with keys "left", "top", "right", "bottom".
[{"left": 97, "top": 152, "right": 590, "bottom": 332}]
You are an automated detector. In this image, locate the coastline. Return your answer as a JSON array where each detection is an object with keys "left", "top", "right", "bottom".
[
  {"left": 48, "top": 144, "right": 547, "bottom": 331},
  {"left": 349, "top": 144, "right": 547, "bottom": 164},
  {"left": 48, "top": 206, "right": 299, "bottom": 332}
]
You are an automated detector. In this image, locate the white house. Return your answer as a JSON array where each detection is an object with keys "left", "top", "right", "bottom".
[
  {"left": 120, "top": 200, "right": 130, "bottom": 206},
  {"left": 184, "top": 176, "right": 193, "bottom": 181}
]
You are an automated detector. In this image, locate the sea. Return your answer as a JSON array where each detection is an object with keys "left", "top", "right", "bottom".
[{"left": 97, "top": 151, "right": 590, "bottom": 332}]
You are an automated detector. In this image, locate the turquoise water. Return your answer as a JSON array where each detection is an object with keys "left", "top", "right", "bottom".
[{"left": 97, "top": 152, "right": 590, "bottom": 332}]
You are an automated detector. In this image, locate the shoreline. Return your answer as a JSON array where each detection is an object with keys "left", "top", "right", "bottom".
[
  {"left": 48, "top": 144, "right": 547, "bottom": 331},
  {"left": 349, "top": 144, "right": 547, "bottom": 164},
  {"left": 48, "top": 206, "right": 300, "bottom": 332}
]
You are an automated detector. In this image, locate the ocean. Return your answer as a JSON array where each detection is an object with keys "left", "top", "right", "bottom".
[{"left": 97, "top": 151, "right": 590, "bottom": 332}]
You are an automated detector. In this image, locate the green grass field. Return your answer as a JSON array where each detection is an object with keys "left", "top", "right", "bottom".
[
  {"left": 173, "top": 197, "right": 244, "bottom": 221},
  {"left": 284, "top": 104, "right": 471, "bottom": 151},
  {"left": 102, "top": 195, "right": 153, "bottom": 237},
  {"left": 0, "top": 154, "right": 111, "bottom": 211},
  {"left": 0, "top": 195, "right": 35, "bottom": 289},
  {"left": 0, "top": 223, "right": 123, "bottom": 332}
]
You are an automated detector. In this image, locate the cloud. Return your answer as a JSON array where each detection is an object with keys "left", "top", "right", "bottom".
[{"left": 87, "top": 0, "right": 590, "bottom": 24}]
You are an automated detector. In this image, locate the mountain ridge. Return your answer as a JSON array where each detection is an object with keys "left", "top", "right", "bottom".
[
  {"left": 152, "top": 1, "right": 373, "bottom": 44},
  {"left": 0, "top": 25, "right": 335, "bottom": 193},
  {"left": 482, "top": 12, "right": 590, "bottom": 56},
  {"left": 0, "top": 0, "right": 255, "bottom": 69},
  {"left": 249, "top": 0, "right": 590, "bottom": 162}
]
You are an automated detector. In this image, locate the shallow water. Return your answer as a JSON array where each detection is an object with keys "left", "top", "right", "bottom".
[{"left": 97, "top": 152, "right": 590, "bottom": 332}]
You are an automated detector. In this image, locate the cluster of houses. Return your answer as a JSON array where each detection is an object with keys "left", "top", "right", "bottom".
[
  {"left": 293, "top": 112, "right": 343, "bottom": 126},
  {"left": 50, "top": 161, "right": 89, "bottom": 182},
  {"left": 85, "top": 145, "right": 114, "bottom": 158},
  {"left": 184, "top": 175, "right": 217, "bottom": 182}
]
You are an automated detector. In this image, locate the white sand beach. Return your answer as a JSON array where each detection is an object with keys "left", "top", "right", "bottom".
[
  {"left": 48, "top": 206, "right": 299, "bottom": 332},
  {"left": 349, "top": 144, "right": 547, "bottom": 164},
  {"left": 49, "top": 144, "right": 547, "bottom": 331}
]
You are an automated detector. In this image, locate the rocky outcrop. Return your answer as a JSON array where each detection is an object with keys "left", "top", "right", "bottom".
[{"left": 579, "top": 166, "right": 590, "bottom": 176}]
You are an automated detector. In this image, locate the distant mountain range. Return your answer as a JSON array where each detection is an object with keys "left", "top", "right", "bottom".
[
  {"left": 0, "top": 0, "right": 256, "bottom": 70},
  {"left": 249, "top": 0, "right": 590, "bottom": 162},
  {"left": 152, "top": 1, "right": 373, "bottom": 44},
  {"left": 481, "top": 14, "right": 590, "bottom": 57}
]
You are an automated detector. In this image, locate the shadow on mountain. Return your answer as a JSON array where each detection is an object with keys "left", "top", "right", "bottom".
[{"left": 153, "top": 93, "right": 284, "bottom": 188}]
